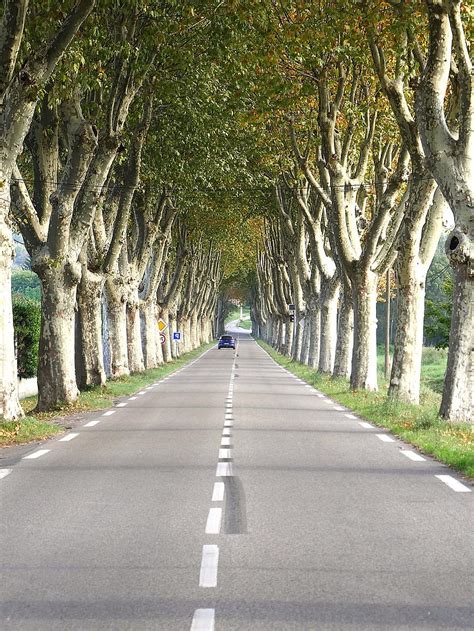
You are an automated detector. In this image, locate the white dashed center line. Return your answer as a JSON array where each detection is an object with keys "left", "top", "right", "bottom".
[
  {"left": 59, "top": 433, "right": 79, "bottom": 442},
  {"left": 212, "top": 482, "right": 225, "bottom": 501},
  {"left": 221, "top": 437, "right": 231, "bottom": 446},
  {"left": 216, "top": 462, "right": 233, "bottom": 476},
  {"left": 190, "top": 608, "right": 215, "bottom": 631},
  {"left": 199, "top": 545, "right": 219, "bottom": 587},
  {"left": 222, "top": 428, "right": 231, "bottom": 436},
  {"left": 219, "top": 448, "right": 232, "bottom": 459},
  {"left": 205, "top": 507, "right": 222, "bottom": 534},
  {"left": 23, "top": 449, "right": 50, "bottom": 460},
  {"left": 435, "top": 475, "right": 471, "bottom": 492}
]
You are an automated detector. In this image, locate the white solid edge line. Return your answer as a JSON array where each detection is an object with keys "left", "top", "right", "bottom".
[
  {"left": 102, "top": 410, "right": 115, "bottom": 416},
  {"left": 401, "top": 450, "right": 426, "bottom": 462},
  {"left": 190, "top": 608, "right": 215, "bottom": 631},
  {"left": 84, "top": 420, "right": 100, "bottom": 427},
  {"left": 435, "top": 475, "right": 471, "bottom": 493},
  {"left": 59, "top": 433, "right": 79, "bottom": 442},
  {"left": 212, "top": 482, "right": 225, "bottom": 501},
  {"left": 23, "top": 449, "right": 50, "bottom": 459},
  {"left": 216, "top": 462, "right": 233, "bottom": 476},
  {"left": 205, "top": 507, "right": 222, "bottom": 534},
  {"left": 0, "top": 469, "right": 12, "bottom": 479},
  {"left": 359, "top": 421, "right": 374, "bottom": 429},
  {"left": 376, "top": 434, "right": 395, "bottom": 443},
  {"left": 199, "top": 545, "right": 219, "bottom": 587}
]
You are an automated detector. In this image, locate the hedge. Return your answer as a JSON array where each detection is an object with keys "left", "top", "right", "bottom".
[{"left": 13, "top": 295, "right": 40, "bottom": 379}]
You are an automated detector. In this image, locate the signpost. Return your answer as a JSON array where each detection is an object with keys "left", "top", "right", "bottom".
[
  {"left": 157, "top": 318, "right": 168, "bottom": 333},
  {"left": 173, "top": 332, "right": 181, "bottom": 358}
]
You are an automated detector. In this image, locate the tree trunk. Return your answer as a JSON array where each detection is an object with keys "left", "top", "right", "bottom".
[
  {"left": 0, "top": 200, "right": 23, "bottom": 418},
  {"left": 350, "top": 271, "right": 378, "bottom": 391},
  {"left": 307, "top": 305, "right": 321, "bottom": 369},
  {"left": 76, "top": 268, "right": 106, "bottom": 388},
  {"left": 333, "top": 292, "right": 353, "bottom": 379},
  {"left": 104, "top": 279, "right": 129, "bottom": 378},
  {"left": 299, "top": 318, "right": 310, "bottom": 364},
  {"left": 388, "top": 262, "right": 425, "bottom": 404},
  {"left": 142, "top": 301, "right": 158, "bottom": 369},
  {"left": 440, "top": 232, "right": 474, "bottom": 423},
  {"left": 319, "top": 281, "right": 340, "bottom": 374},
  {"left": 127, "top": 296, "right": 144, "bottom": 373},
  {"left": 292, "top": 313, "right": 304, "bottom": 361},
  {"left": 35, "top": 263, "right": 80, "bottom": 411}
]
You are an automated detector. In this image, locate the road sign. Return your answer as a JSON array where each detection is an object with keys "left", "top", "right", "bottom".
[
  {"left": 288, "top": 303, "right": 295, "bottom": 311},
  {"left": 160, "top": 333, "right": 166, "bottom": 344},
  {"left": 173, "top": 332, "right": 181, "bottom": 341},
  {"left": 157, "top": 318, "right": 168, "bottom": 332},
  {"left": 289, "top": 314, "right": 295, "bottom": 322}
]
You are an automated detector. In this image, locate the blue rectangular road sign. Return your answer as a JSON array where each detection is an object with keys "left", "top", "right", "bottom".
[{"left": 173, "top": 332, "right": 181, "bottom": 341}]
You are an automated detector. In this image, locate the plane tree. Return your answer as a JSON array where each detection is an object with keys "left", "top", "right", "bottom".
[{"left": 0, "top": 0, "right": 94, "bottom": 418}]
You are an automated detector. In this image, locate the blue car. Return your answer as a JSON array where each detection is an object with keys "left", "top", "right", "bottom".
[{"left": 218, "top": 335, "right": 236, "bottom": 350}]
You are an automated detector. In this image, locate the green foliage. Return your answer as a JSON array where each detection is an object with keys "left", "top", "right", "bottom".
[
  {"left": 11, "top": 270, "right": 41, "bottom": 303},
  {"left": 12, "top": 296, "right": 41, "bottom": 379},
  {"left": 425, "top": 274, "right": 453, "bottom": 349}
]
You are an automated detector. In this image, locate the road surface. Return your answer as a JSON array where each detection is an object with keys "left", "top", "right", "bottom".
[{"left": 1, "top": 333, "right": 473, "bottom": 630}]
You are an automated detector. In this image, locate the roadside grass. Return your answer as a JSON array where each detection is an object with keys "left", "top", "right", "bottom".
[
  {"left": 0, "top": 341, "right": 216, "bottom": 448},
  {"left": 237, "top": 318, "right": 252, "bottom": 331},
  {"left": 257, "top": 340, "right": 473, "bottom": 480}
]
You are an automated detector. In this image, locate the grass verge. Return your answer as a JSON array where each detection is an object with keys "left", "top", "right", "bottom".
[
  {"left": 0, "top": 341, "right": 216, "bottom": 448},
  {"left": 257, "top": 339, "right": 474, "bottom": 481}
]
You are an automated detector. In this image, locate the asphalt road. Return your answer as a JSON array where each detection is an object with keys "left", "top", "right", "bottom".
[{"left": 1, "top": 332, "right": 473, "bottom": 630}]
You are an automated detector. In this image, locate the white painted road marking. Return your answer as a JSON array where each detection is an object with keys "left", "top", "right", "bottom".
[
  {"left": 102, "top": 410, "right": 115, "bottom": 416},
  {"left": 435, "top": 475, "right": 471, "bottom": 493},
  {"left": 116, "top": 402, "right": 127, "bottom": 407},
  {"left": 199, "top": 545, "right": 219, "bottom": 587},
  {"left": 216, "top": 462, "right": 233, "bottom": 476},
  {"left": 0, "top": 469, "right": 12, "bottom": 479},
  {"left": 190, "top": 608, "right": 215, "bottom": 631},
  {"left": 401, "top": 450, "right": 426, "bottom": 462},
  {"left": 376, "top": 434, "right": 395, "bottom": 443},
  {"left": 59, "top": 433, "right": 79, "bottom": 442},
  {"left": 212, "top": 482, "right": 225, "bottom": 501},
  {"left": 137, "top": 392, "right": 146, "bottom": 396},
  {"left": 128, "top": 397, "right": 137, "bottom": 401},
  {"left": 345, "top": 414, "right": 357, "bottom": 419},
  {"left": 219, "top": 448, "right": 232, "bottom": 459},
  {"left": 224, "top": 420, "right": 233, "bottom": 427},
  {"left": 334, "top": 406, "right": 345, "bottom": 411},
  {"left": 358, "top": 421, "right": 374, "bottom": 429},
  {"left": 205, "top": 507, "right": 222, "bottom": 534},
  {"left": 316, "top": 394, "right": 324, "bottom": 398},
  {"left": 221, "top": 437, "right": 231, "bottom": 446},
  {"left": 84, "top": 420, "right": 100, "bottom": 427},
  {"left": 23, "top": 449, "right": 50, "bottom": 460}
]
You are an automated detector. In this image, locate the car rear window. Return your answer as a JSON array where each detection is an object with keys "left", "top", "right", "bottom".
[{"left": 221, "top": 336, "right": 233, "bottom": 340}]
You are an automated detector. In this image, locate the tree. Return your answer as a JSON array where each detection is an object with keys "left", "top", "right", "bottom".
[
  {"left": 415, "top": 0, "right": 473, "bottom": 422},
  {"left": 0, "top": 0, "right": 95, "bottom": 419}
]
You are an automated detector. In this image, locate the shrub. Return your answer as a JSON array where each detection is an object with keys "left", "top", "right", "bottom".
[{"left": 13, "top": 295, "right": 41, "bottom": 379}]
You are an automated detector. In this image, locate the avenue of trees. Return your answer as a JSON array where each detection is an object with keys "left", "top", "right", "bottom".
[{"left": 0, "top": 1, "right": 472, "bottom": 425}]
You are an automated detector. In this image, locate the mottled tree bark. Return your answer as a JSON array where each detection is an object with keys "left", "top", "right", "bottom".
[
  {"left": 76, "top": 267, "right": 106, "bottom": 388},
  {"left": 350, "top": 271, "right": 379, "bottom": 391},
  {"left": 104, "top": 279, "right": 129, "bottom": 378}
]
